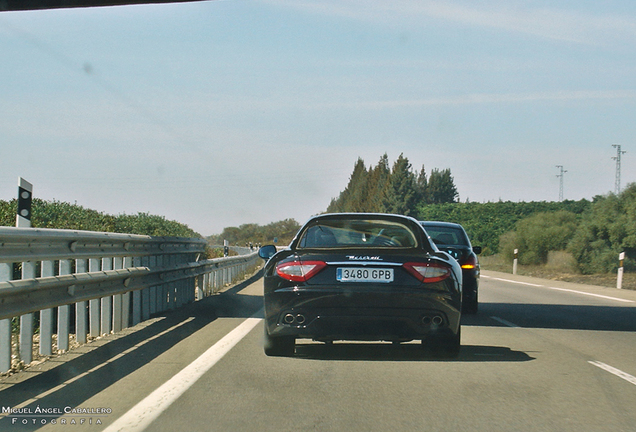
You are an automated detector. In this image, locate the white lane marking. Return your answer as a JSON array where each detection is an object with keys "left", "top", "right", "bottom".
[
  {"left": 487, "top": 276, "right": 544, "bottom": 287},
  {"left": 103, "top": 315, "right": 262, "bottom": 432},
  {"left": 589, "top": 361, "right": 636, "bottom": 386},
  {"left": 483, "top": 275, "right": 634, "bottom": 303},
  {"left": 490, "top": 316, "right": 520, "bottom": 328},
  {"left": 543, "top": 286, "right": 634, "bottom": 303}
]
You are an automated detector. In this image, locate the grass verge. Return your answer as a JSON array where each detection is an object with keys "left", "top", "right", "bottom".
[{"left": 480, "top": 252, "right": 635, "bottom": 291}]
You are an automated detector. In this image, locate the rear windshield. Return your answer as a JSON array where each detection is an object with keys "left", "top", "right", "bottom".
[
  {"left": 297, "top": 219, "right": 418, "bottom": 249},
  {"left": 422, "top": 225, "right": 469, "bottom": 246}
]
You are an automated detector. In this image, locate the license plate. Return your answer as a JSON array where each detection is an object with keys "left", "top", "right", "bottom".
[{"left": 336, "top": 267, "right": 394, "bottom": 283}]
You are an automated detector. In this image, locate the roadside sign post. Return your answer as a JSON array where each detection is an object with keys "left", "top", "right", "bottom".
[
  {"left": 617, "top": 252, "right": 625, "bottom": 289},
  {"left": 16, "top": 178, "right": 35, "bottom": 364},
  {"left": 16, "top": 177, "right": 33, "bottom": 228},
  {"left": 513, "top": 249, "right": 518, "bottom": 275}
]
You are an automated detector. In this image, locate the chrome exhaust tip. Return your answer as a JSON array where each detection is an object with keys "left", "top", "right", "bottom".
[
  {"left": 283, "top": 313, "right": 295, "bottom": 324},
  {"left": 432, "top": 315, "right": 443, "bottom": 326},
  {"left": 296, "top": 314, "right": 306, "bottom": 325},
  {"left": 421, "top": 316, "right": 432, "bottom": 325}
]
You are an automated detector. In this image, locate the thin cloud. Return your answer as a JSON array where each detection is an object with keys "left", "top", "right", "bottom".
[
  {"left": 314, "top": 90, "right": 636, "bottom": 109},
  {"left": 263, "top": 0, "right": 636, "bottom": 46}
]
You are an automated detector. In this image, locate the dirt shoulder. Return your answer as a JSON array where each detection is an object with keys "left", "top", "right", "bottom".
[{"left": 480, "top": 255, "right": 635, "bottom": 291}]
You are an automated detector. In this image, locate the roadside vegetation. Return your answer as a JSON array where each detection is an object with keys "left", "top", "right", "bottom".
[
  {"left": 207, "top": 219, "right": 301, "bottom": 247},
  {"left": 0, "top": 198, "right": 200, "bottom": 238}
]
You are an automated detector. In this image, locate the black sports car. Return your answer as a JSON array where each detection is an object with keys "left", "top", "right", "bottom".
[
  {"left": 420, "top": 221, "right": 481, "bottom": 314},
  {"left": 258, "top": 213, "right": 463, "bottom": 357}
]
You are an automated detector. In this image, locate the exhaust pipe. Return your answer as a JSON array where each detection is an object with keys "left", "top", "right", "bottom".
[
  {"left": 296, "top": 314, "right": 306, "bottom": 324},
  {"left": 283, "top": 313, "right": 295, "bottom": 324},
  {"left": 421, "top": 315, "right": 444, "bottom": 326}
]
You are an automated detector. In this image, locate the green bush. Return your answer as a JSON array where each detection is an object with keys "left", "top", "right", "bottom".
[
  {"left": 417, "top": 200, "right": 590, "bottom": 255},
  {"left": 568, "top": 184, "right": 636, "bottom": 274},
  {"left": 0, "top": 198, "right": 200, "bottom": 238}
]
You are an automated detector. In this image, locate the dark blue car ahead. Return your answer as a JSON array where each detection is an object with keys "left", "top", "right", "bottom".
[{"left": 420, "top": 221, "right": 481, "bottom": 314}]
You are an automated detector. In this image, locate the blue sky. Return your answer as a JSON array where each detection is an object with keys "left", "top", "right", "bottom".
[{"left": 1, "top": 0, "right": 635, "bottom": 235}]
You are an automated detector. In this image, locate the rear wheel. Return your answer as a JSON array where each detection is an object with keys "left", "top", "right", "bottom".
[
  {"left": 462, "top": 292, "right": 478, "bottom": 314},
  {"left": 264, "top": 326, "right": 295, "bottom": 357},
  {"left": 440, "top": 327, "right": 461, "bottom": 358},
  {"left": 423, "top": 326, "right": 461, "bottom": 358}
]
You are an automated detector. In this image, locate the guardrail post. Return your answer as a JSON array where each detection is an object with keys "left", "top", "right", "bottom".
[
  {"left": 101, "top": 257, "right": 113, "bottom": 336},
  {"left": 0, "top": 263, "right": 11, "bottom": 372},
  {"left": 39, "top": 260, "right": 55, "bottom": 356},
  {"left": 20, "top": 261, "right": 36, "bottom": 365},
  {"left": 58, "top": 259, "right": 72, "bottom": 352},
  {"left": 156, "top": 255, "right": 165, "bottom": 313},
  {"left": 197, "top": 274, "right": 205, "bottom": 300},
  {"left": 149, "top": 255, "right": 157, "bottom": 316},
  {"left": 132, "top": 257, "right": 142, "bottom": 326},
  {"left": 122, "top": 256, "right": 132, "bottom": 329},
  {"left": 113, "top": 257, "right": 123, "bottom": 333},
  {"left": 141, "top": 256, "right": 150, "bottom": 321},
  {"left": 169, "top": 254, "right": 177, "bottom": 310},
  {"left": 89, "top": 258, "right": 101, "bottom": 337},
  {"left": 75, "top": 259, "right": 88, "bottom": 344}
]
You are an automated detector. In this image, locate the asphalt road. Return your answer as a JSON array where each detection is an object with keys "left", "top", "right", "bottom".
[{"left": 2, "top": 270, "right": 636, "bottom": 432}]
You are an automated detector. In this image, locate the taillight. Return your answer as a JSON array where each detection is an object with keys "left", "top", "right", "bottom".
[
  {"left": 276, "top": 260, "right": 327, "bottom": 282},
  {"left": 461, "top": 255, "right": 478, "bottom": 270},
  {"left": 403, "top": 262, "right": 451, "bottom": 283}
]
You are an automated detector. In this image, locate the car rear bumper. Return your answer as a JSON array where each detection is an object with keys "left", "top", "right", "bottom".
[{"left": 264, "top": 287, "right": 461, "bottom": 342}]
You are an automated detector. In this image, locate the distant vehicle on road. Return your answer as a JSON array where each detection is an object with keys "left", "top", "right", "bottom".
[
  {"left": 258, "top": 213, "right": 463, "bottom": 357},
  {"left": 420, "top": 221, "right": 481, "bottom": 314}
]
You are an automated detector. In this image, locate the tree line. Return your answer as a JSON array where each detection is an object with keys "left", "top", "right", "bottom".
[
  {"left": 207, "top": 219, "right": 301, "bottom": 247},
  {"left": 327, "top": 154, "right": 459, "bottom": 215}
]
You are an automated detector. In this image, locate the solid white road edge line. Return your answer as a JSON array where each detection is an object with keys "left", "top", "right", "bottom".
[
  {"left": 103, "top": 314, "right": 263, "bottom": 432},
  {"left": 486, "top": 276, "right": 544, "bottom": 287},
  {"left": 589, "top": 361, "right": 636, "bottom": 386},
  {"left": 482, "top": 275, "right": 634, "bottom": 303}
]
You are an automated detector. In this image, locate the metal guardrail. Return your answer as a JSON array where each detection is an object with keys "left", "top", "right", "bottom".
[{"left": 0, "top": 227, "right": 261, "bottom": 373}]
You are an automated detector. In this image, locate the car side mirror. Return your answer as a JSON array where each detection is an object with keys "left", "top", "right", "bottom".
[
  {"left": 472, "top": 246, "right": 482, "bottom": 255},
  {"left": 259, "top": 245, "right": 277, "bottom": 260}
]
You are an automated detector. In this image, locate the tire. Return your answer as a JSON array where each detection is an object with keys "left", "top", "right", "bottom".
[
  {"left": 440, "top": 327, "right": 461, "bottom": 358},
  {"left": 462, "top": 289, "right": 478, "bottom": 314},
  {"left": 424, "top": 326, "right": 461, "bottom": 359},
  {"left": 264, "top": 326, "right": 295, "bottom": 357},
  {"left": 462, "top": 295, "right": 478, "bottom": 314}
]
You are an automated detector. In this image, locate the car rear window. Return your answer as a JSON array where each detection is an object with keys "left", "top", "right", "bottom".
[
  {"left": 298, "top": 219, "right": 418, "bottom": 249},
  {"left": 422, "top": 225, "right": 469, "bottom": 246}
]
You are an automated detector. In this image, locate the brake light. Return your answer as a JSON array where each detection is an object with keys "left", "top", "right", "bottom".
[
  {"left": 461, "top": 255, "right": 478, "bottom": 270},
  {"left": 403, "top": 262, "right": 451, "bottom": 283},
  {"left": 276, "top": 260, "right": 327, "bottom": 282}
]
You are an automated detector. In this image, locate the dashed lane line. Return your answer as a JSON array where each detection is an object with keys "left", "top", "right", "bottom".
[{"left": 589, "top": 361, "right": 636, "bottom": 387}]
